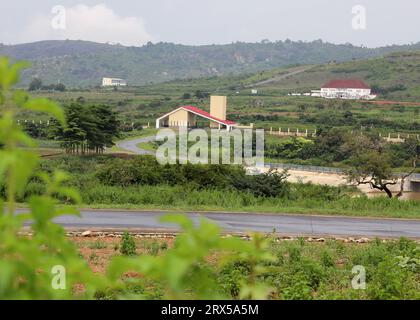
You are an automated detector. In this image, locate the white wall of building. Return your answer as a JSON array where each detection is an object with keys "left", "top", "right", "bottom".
[
  {"left": 320, "top": 87, "right": 372, "bottom": 99},
  {"left": 102, "top": 78, "right": 127, "bottom": 87}
]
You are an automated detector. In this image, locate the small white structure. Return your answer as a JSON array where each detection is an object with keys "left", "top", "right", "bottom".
[
  {"left": 310, "top": 90, "right": 322, "bottom": 97},
  {"left": 102, "top": 77, "right": 127, "bottom": 87},
  {"left": 319, "top": 79, "right": 376, "bottom": 100}
]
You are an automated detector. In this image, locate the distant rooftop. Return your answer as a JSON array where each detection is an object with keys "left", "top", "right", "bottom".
[
  {"left": 322, "top": 79, "right": 370, "bottom": 89},
  {"left": 181, "top": 106, "right": 237, "bottom": 126}
]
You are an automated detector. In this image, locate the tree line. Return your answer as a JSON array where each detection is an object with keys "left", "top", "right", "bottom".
[
  {"left": 28, "top": 77, "right": 66, "bottom": 92},
  {"left": 266, "top": 126, "right": 419, "bottom": 198},
  {"left": 48, "top": 103, "right": 120, "bottom": 154}
]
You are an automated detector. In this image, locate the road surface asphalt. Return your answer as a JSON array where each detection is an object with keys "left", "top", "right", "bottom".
[
  {"left": 28, "top": 209, "right": 420, "bottom": 238},
  {"left": 110, "top": 137, "right": 420, "bottom": 238},
  {"left": 115, "top": 136, "right": 155, "bottom": 155}
]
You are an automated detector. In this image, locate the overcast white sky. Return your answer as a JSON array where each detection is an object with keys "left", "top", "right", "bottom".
[{"left": 0, "top": 0, "right": 419, "bottom": 47}]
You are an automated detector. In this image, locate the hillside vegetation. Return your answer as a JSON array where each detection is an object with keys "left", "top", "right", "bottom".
[
  {"left": 2, "top": 40, "right": 420, "bottom": 87},
  {"left": 253, "top": 51, "right": 420, "bottom": 101},
  {"left": 140, "top": 51, "right": 420, "bottom": 101}
]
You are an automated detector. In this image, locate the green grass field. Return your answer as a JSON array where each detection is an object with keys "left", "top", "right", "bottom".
[{"left": 78, "top": 184, "right": 420, "bottom": 219}]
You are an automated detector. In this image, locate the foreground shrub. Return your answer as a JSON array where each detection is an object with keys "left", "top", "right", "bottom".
[{"left": 120, "top": 232, "right": 137, "bottom": 256}]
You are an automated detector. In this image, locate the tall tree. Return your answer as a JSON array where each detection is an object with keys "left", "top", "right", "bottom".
[
  {"left": 28, "top": 78, "right": 43, "bottom": 91},
  {"left": 346, "top": 135, "right": 418, "bottom": 198},
  {"left": 48, "top": 103, "right": 120, "bottom": 154}
]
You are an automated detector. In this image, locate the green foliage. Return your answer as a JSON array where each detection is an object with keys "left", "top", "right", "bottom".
[
  {"left": 48, "top": 103, "right": 120, "bottom": 154},
  {"left": 1, "top": 58, "right": 282, "bottom": 300},
  {"left": 28, "top": 77, "right": 43, "bottom": 91},
  {"left": 89, "top": 240, "right": 108, "bottom": 250},
  {"left": 120, "top": 232, "right": 137, "bottom": 256},
  {"left": 95, "top": 156, "right": 290, "bottom": 198},
  {"left": 346, "top": 132, "right": 419, "bottom": 198},
  {"left": 28, "top": 78, "right": 66, "bottom": 92},
  {"left": 0, "top": 57, "right": 106, "bottom": 299},
  {"left": 107, "top": 216, "right": 275, "bottom": 300},
  {"left": 149, "top": 241, "right": 161, "bottom": 256},
  {"left": 7, "top": 154, "right": 420, "bottom": 217},
  {"left": 1, "top": 58, "right": 419, "bottom": 300},
  {"left": 266, "top": 137, "right": 314, "bottom": 159},
  {"left": 231, "top": 169, "right": 290, "bottom": 198},
  {"left": 22, "top": 121, "right": 49, "bottom": 139}
]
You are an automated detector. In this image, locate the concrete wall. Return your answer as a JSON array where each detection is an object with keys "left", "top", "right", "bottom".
[
  {"left": 168, "top": 109, "right": 196, "bottom": 127},
  {"left": 321, "top": 88, "right": 371, "bottom": 98},
  {"left": 102, "top": 78, "right": 127, "bottom": 86}
]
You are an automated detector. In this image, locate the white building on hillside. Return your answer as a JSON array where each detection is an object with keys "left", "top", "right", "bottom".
[
  {"left": 319, "top": 79, "right": 376, "bottom": 100},
  {"left": 102, "top": 77, "right": 127, "bottom": 87}
]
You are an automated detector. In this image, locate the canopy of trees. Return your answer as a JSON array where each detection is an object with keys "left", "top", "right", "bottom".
[
  {"left": 49, "top": 103, "right": 120, "bottom": 154},
  {"left": 346, "top": 135, "right": 419, "bottom": 198},
  {"left": 28, "top": 78, "right": 66, "bottom": 91}
]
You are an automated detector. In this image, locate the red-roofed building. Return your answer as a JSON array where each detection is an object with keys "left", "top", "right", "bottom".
[
  {"left": 319, "top": 79, "right": 376, "bottom": 100},
  {"left": 156, "top": 96, "right": 237, "bottom": 131}
]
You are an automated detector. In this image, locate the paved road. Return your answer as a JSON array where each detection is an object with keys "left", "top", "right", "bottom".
[
  {"left": 39, "top": 210, "right": 420, "bottom": 238},
  {"left": 116, "top": 136, "right": 156, "bottom": 155}
]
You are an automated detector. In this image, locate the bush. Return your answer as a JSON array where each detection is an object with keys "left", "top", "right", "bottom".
[
  {"left": 281, "top": 274, "right": 313, "bottom": 300},
  {"left": 95, "top": 156, "right": 290, "bottom": 198},
  {"left": 89, "top": 240, "right": 107, "bottom": 250},
  {"left": 231, "top": 169, "right": 290, "bottom": 198},
  {"left": 120, "top": 232, "right": 137, "bottom": 256},
  {"left": 320, "top": 250, "right": 335, "bottom": 268},
  {"left": 218, "top": 261, "right": 250, "bottom": 298}
]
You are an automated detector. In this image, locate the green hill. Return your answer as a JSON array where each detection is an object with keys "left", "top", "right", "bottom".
[
  {"left": 2, "top": 40, "right": 420, "bottom": 87},
  {"left": 248, "top": 51, "right": 420, "bottom": 100},
  {"left": 138, "top": 50, "right": 420, "bottom": 101}
]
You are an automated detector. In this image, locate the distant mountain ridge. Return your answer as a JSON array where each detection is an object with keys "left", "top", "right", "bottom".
[{"left": 2, "top": 39, "right": 420, "bottom": 87}]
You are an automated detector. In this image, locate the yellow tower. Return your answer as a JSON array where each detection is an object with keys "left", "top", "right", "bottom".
[{"left": 210, "top": 96, "right": 227, "bottom": 129}]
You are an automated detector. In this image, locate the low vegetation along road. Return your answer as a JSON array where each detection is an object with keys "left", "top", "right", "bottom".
[{"left": 47, "top": 210, "right": 420, "bottom": 239}]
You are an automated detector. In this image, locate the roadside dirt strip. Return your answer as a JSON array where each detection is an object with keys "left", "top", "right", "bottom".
[{"left": 59, "top": 231, "right": 420, "bottom": 244}]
